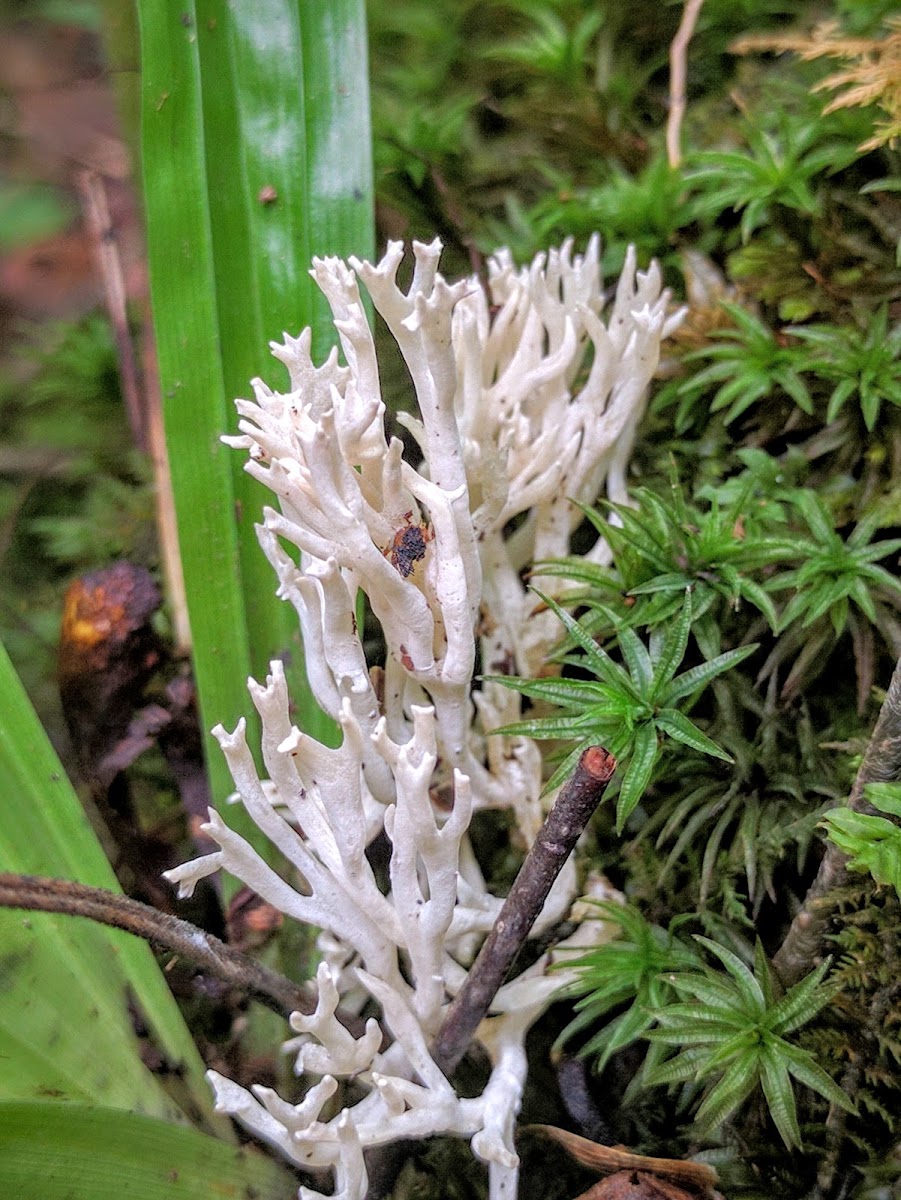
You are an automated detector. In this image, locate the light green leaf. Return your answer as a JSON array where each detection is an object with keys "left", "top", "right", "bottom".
[
  {"left": 694, "top": 937, "right": 766, "bottom": 1015},
  {"left": 661, "top": 973, "right": 739, "bottom": 1011},
  {"left": 137, "top": 0, "right": 373, "bottom": 845},
  {"left": 616, "top": 625, "right": 654, "bottom": 691},
  {"left": 644, "top": 1047, "right": 709, "bottom": 1085},
  {"left": 535, "top": 591, "right": 638, "bottom": 698},
  {"left": 694, "top": 1053, "right": 760, "bottom": 1132},
  {"left": 655, "top": 709, "right": 731, "bottom": 761},
  {"left": 780, "top": 1043, "right": 856, "bottom": 1113},
  {"left": 770, "top": 959, "right": 835, "bottom": 1035},
  {"left": 821, "top": 805, "right": 901, "bottom": 894},
  {"left": 759, "top": 1050, "right": 802, "bottom": 1149},
  {"left": 649, "top": 595, "right": 692, "bottom": 697},
  {"left": 616, "top": 722, "right": 659, "bottom": 830},
  {"left": 865, "top": 783, "right": 901, "bottom": 819},
  {"left": 0, "top": 1102, "right": 295, "bottom": 1199},
  {"left": 0, "top": 642, "right": 227, "bottom": 1134},
  {"left": 664, "top": 644, "right": 757, "bottom": 703}
]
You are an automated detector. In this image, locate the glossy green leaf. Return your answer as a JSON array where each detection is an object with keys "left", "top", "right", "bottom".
[
  {"left": 822, "top": 784, "right": 901, "bottom": 895},
  {"left": 759, "top": 1050, "right": 802, "bottom": 1149},
  {"left": 649, "top": 595, "right": 692, "bottom": 697},
  {"left": 616, "top": 721, "right": 658, "bottom": 830},
  {"left": 695, "top": 1052, "right": 761, "bottom": 1133},
  {"left": 137, "top": 1, "right": 373, "bottom": 831},
  {"left": 0, "top": 642, "right": 228, "bottom": 1135},
  {"left": 664, "top": 644, "right": 757, "bottom": 703},
  {"left": 780, "top": 1042, "right": 855, "bottom": 1113},
  {"left": 655, "top": 709, "right": 732, "bottom": 761},
  {"left": 0, "top": 1102, "right": 295, "bottom": 1199}
]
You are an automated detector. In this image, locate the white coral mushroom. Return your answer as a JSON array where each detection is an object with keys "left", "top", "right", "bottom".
[{"left": 166, "top": 237, "right": 682, "bottom": 1200}]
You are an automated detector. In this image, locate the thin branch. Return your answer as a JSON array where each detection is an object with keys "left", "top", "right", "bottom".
[
  {"left": 431, "top": 746, "right": 616, "bottom": 1077},
  {"left": 142, "top": 322, "right": 193, "bottom": 654},
  {"left": 774, "top": 652, "right": 901, "bottom": 986},
  {"left": 74, "top": 168, "right": 191, "bottom": 651},
  {"left": 667, "top": 0, "right": 705, "bottom": 169},
  {"left": 0, "top": 873, "right": 313, "bottom": 1018},
  {"left": 75, "top": 169, "right": 146, "bottom": 451}
]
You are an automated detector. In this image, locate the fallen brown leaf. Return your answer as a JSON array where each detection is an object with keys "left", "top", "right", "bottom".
[{"left": 526, "top": 1125, "right": 719, "bottom": 1198}]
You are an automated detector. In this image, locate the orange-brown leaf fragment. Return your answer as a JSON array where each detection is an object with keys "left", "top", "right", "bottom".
[{"left": 527, "top": 1126, "right": 719, "bottom": 1198}]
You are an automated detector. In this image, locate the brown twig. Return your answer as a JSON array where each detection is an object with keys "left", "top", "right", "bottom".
[
  {"left": 431, "top": 746, "right": 616, "bottom": 1077},
  {"left": 75, "top": 169, "right": 146, "bottom": 450},
  {"left": 0, "top": 873, "right": 313, "bottom": 1018},
  {"left": 774, "top": 652, "right": 901, "bottom": 986},
  {"left": 142, "top": 323, "right": 192, "bottom": 655},
  {"left": 75, "top": 168, "right": 191, "bottom": 652},
  {"left": 666, "top": 0, "right": 706, "bottom": 169}
]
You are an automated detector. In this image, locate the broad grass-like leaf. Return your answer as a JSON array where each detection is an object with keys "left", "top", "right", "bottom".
[
  {"left": 137, "top": 2, "right": 373, "bottom": 830},
  {"left": 0, "top": 1102, "right": 295, "bottom": 1200},
  {"left": 0, "top": 642, "right": 226, "bottom": 1133}
]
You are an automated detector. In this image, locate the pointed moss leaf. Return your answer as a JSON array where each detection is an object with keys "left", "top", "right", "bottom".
[
  {"left": 664, "top": 644, "right": 757, "bottom": 703},
  {"left": 754, "top": 939, "right": 776, "bottom": 1009},
  {"left": 662, "top": 973, "right": 740, "bottom": 1011},
  {"left": 491, "top": 715, "right": 599, "bottom": 741},
  {"left": 616, "top": 624, "right": 654, "bottom": 690},
  {"left": 655, "top": 710, "right": 731, "bottom": 761},
  {"left": 770, "top": 960, "right": 836, "bottom": 1034},
  {"left": 694, "top": 1053, "right": 760, "bottom": 1132},
  {"left": 736, "top": 577, "right": 779, "bottom": 629},
  {"left": 533, "top": 590, "right": 639, "bottom": 698},
  {"left": 759, "top": 1051, "right": 802, "bottom": 1149},
  {"left": 616, "top": 722, "right": 659, "bottom": 830},
  {"left": 694, "top": 937, "right": 766, "bottom": 1013},
  {"left": 630, "top": 572, "right": 694, "bottom": 596},
  {"left": 488, "top": 675, "right": 612, "bottom": 709},
  {"left": 649, "top": 595, "right": 692, "bottom": 697},
  {"left": 780, "top": 1043, "right": 855, "bottom": 1113},
  {"left": 648, "top": 1021, "right": 741, "bottom": 1047},
  {"left": 542, "top": 745, "right": 589, "bottom": 797},
  {"left": 588, "top": 1004, "right": 656, "bottom": 1071},
  {"left": 644, "top": 1047, "right": 709, "bottom": 1086}
]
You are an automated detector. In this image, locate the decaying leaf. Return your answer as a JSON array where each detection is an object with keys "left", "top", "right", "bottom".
[
  {"left": 575, "top": 1169, "right": 702, "bottom": 1200},
  {"left": 527, "top": 1125, "right": 719, "bottom": 1199}
]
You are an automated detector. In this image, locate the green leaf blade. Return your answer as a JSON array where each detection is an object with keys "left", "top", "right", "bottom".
[{"left": 0, "top": 1102, "right": 295, "bottom": 1200}]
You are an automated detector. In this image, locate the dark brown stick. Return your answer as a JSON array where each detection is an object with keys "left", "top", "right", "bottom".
[
  {"left": 774, "top": 652, "right": 901, "bottom": 986},
  {"left": 0, "top": 873, "right": 313, "bottom": 1018},
  {"left": 431, "top": 746, "right": 616, "bottom": 1076}
]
